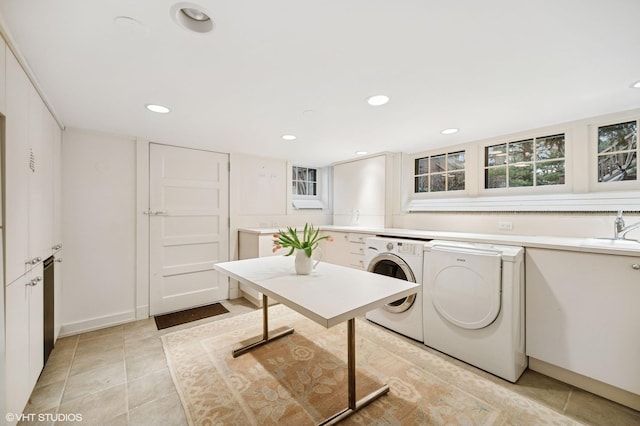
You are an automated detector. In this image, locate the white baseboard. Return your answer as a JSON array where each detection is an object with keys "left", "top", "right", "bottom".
[
  {"left": 529, "top": 358, "right": 640, "bottom": 411},
  {"left": 59, "top": 310, "right": 137, "bottom": 337}
]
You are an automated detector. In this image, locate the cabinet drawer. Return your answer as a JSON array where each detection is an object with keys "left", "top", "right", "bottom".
[
  {"left": 348, "top": 233, "right": 369, "bottom": 244},
  {"left": 348, "top": 242, "right": 365, "bottom": 256}
]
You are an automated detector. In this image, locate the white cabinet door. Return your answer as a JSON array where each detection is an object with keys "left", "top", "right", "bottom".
[
  {"left": 28, "top": 264, "right": 44, "bottom": 390},
  {"left": 4, "top": 264, "right": 44, "bottom": 420},
  {"left": 526, "top": 248, "right": 640, "bottom": 394},
  {"left": 320, "top": 231, "right": 349, "bottom": 267},
  {"left": 52, "top": 117, "right": 63, "bottom": 249},
  {"left": 333, "top": 155, "right": 387, "bottom": 227},
  {"left": 5, "top": 275, "right": 31, "bottom": 418},
  {"left": 4, "top": 50, "right": 30, "bottom": 284},
  {"left": 0, "top": 37, "right": 6, "bottom": 115},
  {"left": 28, "top": 85, "right": 54, "bottom": 261}
]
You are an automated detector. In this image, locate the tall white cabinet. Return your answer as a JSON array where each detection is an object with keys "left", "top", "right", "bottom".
[
  {"left": 3, "top": 45, "right": 63, "bottom": 422},
  {"left": 332, "top": 154, "right": 394, "bottom": 227}
]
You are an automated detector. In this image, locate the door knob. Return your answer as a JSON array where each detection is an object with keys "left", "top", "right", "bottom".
[{"left": 27, "top": 276, "right": 42, "bottom": 286}]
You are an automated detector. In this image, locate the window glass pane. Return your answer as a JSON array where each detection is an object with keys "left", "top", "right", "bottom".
[
  {"left": 447, "top": 151, "right": 465, "bottom": 171},
  {"left": 598, "top": 121, "right": 637, "bottom": 153},
  {"left": 414, "top": 176, "right": 428, "bottom": 193},
  {"left": 536, "top": 134, "right": 565, "bottom": 160},
  {"left": 485, "top": 166, "right": 506, "bottom": 188},
  {"left": 414, "top": 150, "right": 465, "bottom": 193},
  {"left": 430, "top": 173, "right": 446, "bottom": 192},
  {"left": 509, "top": 164, "right": 534, "bottom": 187},
  {"left": 598, "top": 152, "right": 637, "bottom": 182},
  {"left": 430, "top": 155, "right": 446, "bottom": 173},
  {"left": 486, "top": 144, "right": 507, "bottom": 166},
  {"left": 447, "top": 171, "right": 465, "bottom": 191},
  {"left": 296, "top": 167, "right": 307, "bottom": 181},
  {"left": 536, "top": 160, "right": 565, "bottom": 186},
  {"left": 308, "top": 182, "right": 317, "bottom": 195},
  {"left": 415, "top": 157, "right": 429, "bottom": 175},
  {"left": 509, "top": 139, "right": 534, "bottom": 163},
  {"left": 307, "top": 168, "right": 317, "bottom": 182},
  {"left": 292, "top": 181, "right": 298, "bottom": 195},
  {"left": 296, "top": 181, "right": 307, "bottom": 194}
]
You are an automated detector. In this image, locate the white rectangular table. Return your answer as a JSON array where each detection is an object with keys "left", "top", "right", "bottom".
[{"left": 214, "top": 255, "right": 419, "bottom": 425}]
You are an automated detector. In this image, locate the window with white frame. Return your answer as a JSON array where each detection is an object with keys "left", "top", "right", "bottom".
[
  {"left": 292, "top": 166, "right": 317, "bottom": 196},
  {"left": 484, "top": 134, "right": 565, "bottom": 189},
  {"left": 414, "top": 150, "right": 465, "bottom": 193},
  {"left": 597, "top": 120, "right": 637, "bottom": 182}
]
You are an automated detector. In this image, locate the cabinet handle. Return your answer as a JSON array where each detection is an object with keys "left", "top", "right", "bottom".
[
  {"left": 27, "top": 276, "right": 42, "bottom": 286},
  {"left": 51, "top": 244, "right": 62, "bottom": 250},
  {"left": 25, "top": 257, "right": 42, "bottom": 265},
  {"left": 55, "top": 258, "right": 63, "bottom": 263},
  {"left": 633, "top": 264, "right": 640, "bottom": 270}
]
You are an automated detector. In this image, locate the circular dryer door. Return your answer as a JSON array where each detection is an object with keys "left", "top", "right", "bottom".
[
  {"left": 367, "top": 253, "right": 416, "bottom": 313},
  {"left": 431, "top": 257, "right": 502, "bottom": 329}
]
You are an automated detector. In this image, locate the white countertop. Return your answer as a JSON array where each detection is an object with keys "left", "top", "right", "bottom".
[
  {"left": 214, "top": 255, "right": 420, "bottom": 328},
  {"left": 238, "top": 225, "right": 640, "bottom": 256}
]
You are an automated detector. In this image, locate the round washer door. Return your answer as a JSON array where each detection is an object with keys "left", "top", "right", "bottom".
[
  {"left": 430, "top": 250, "right": 502, "bottom": 329},
  {"left": 367, "top": 253, "right": 416, "bottom": 313}
]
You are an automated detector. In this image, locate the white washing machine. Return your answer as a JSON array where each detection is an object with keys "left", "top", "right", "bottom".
[
  {"left": 423, "top": 240, "right": 527, "bottom": 382},
  {"left": 365, "top": 237, "right": 425, "bottom": 342}
]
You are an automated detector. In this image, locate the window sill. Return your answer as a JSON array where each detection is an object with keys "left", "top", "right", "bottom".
[
  {"left": 292, "top": 199, "right": 325, "bottom": 210},
  {"left": 407, "top": 191, "right": 640, "bottom": 212}
]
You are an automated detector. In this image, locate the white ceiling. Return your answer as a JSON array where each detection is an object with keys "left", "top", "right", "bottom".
[{"left": 1, "top": 0, "right": 639, "bottom": 166}]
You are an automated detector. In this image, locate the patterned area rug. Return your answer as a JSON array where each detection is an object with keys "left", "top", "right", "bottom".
[{"left": 161, "top": 305, "right": 579, "bottom": 425}]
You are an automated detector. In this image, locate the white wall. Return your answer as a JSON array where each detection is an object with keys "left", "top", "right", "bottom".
[
  {"left": 61, "top": 135, "right": 331, "bottom": 333},
  {"left": 229, "top": 153, "right": 331, "bottom": 298},
  {"left": 61, "top": 128, "right": 137, "bottom": 335},
  {"left": 393, "top": 211, "right": 638, "bottom": 239}
]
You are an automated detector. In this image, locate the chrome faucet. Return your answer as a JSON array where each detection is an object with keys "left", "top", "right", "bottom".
[{"left": 614, "top": 210, "right": 640, "bottom": 239}]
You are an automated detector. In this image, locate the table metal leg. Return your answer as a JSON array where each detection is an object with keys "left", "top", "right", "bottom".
[
  {"left": 232, "top": 294, "right": 294, "bottom": 358},
  {"left": 318, "top": 319, "right": 390, "bottom": 425}
]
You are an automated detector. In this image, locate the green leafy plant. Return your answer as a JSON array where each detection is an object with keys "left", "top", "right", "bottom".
[{"left": 272, "top": 223, "right": 332, "bottom": 257}]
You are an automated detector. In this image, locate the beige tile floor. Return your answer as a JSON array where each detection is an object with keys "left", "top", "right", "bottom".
[{"left": 20, "top": 298, "right": 640, "bottom": 425}]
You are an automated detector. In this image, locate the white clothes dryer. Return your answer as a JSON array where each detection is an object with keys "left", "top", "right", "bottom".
[
  {"left": 365, "top": 237, "right": 425, "bottom": 342},
  {"left": 423, "top": 240, "right": 527, "bottom": 382}
]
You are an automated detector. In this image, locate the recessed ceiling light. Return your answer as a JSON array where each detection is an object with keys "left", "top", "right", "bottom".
[
  {"left": 282, "top": 134, "right": 297, "bottom": 141},
  {"left": 355, "top": 151, "right": 368, "bottom": 155},
  {"left": 145, "top": 104, "right": 170, "bottom": 114},
  {"left": 367, "top": 95, "right": 390, "bottom": 106},
  {"left": 441, "top": 128, "right": 459, "bottom": 135},
  {"left": 631, "top": 80, "right": 640, "bottom": 89},
  {"left": 170, "top": 3, "right": 214, "bottom": 34}
]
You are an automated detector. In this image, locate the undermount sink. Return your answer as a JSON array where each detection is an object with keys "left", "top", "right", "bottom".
[{"left": 580, "top": 238, "right": 640, "bottom": 250}]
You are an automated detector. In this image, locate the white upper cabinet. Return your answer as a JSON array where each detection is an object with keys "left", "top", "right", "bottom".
[
  {"left": 333, "top": 154, "right": 392, "bottom": 227},
  {"left": 5, "top": 49, "right": 30, "bottom": 284},
  {"left": 28, "top": 84, "right": 54, "bottom": 260},
  {"left": 4, "top": 48, "right": 58, "bottom": 285},
  {"left": 0, "top": 37, "right": 6, "bottom": 114},
  {"left": 52, "top": 113, "right": 63, "bottom": 249}
]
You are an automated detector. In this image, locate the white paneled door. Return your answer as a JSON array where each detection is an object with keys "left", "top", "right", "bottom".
[{"left": 149, "top": 143, "right": 229, "bottom": 315}]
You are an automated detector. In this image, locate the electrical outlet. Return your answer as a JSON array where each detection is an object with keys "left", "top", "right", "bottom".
[{"left": 498, "top": 221, "right": 513, "bottom": 231}]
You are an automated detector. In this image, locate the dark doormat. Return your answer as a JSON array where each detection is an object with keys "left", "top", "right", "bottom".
[{"left": 154, "top": 303, "right": 230, "bottom": 330}]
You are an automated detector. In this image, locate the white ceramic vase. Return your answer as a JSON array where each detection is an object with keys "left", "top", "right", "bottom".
[{"left": 294, "top": 249, "right": 319, "bottom": 275}]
